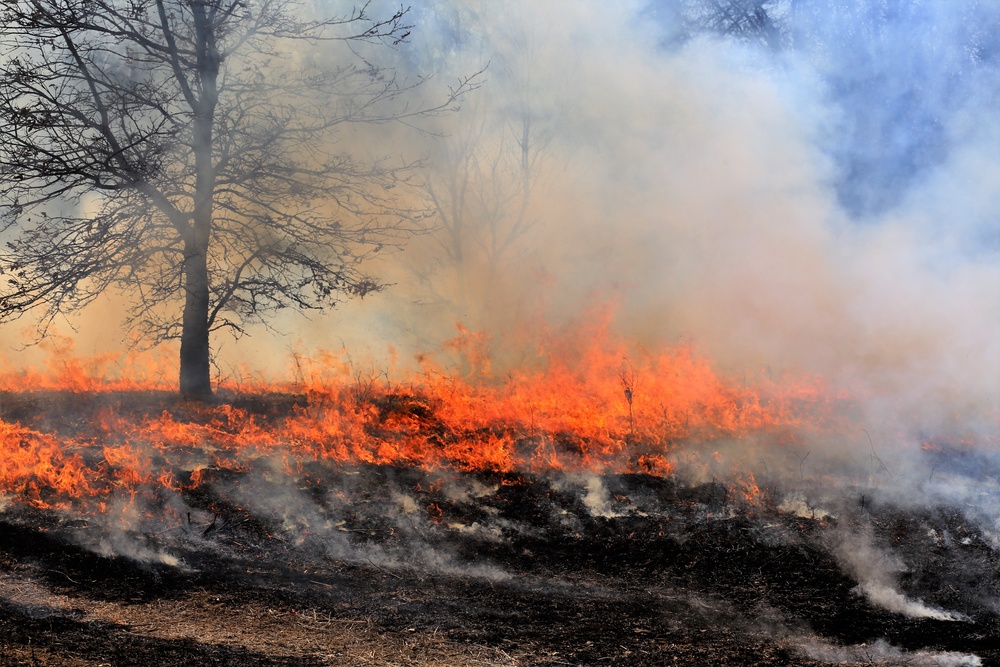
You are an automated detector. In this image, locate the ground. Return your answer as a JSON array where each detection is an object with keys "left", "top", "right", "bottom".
[{"left": 0, "top": 392, "right": 996, "bottom": 666}]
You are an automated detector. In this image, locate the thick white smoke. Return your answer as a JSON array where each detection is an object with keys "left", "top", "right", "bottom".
[
  {"left": 317, "top": 0, "right": 1000, "bottom": 457},
  {"left": 9, "top": 0, "right": 1000, "bottom": 474}
]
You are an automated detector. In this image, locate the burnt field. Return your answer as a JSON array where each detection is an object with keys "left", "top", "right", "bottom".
[
  {"left": 1, "top": 467, "right": 997, "bottom": 667},
  {"left": 0, "top": 392, "right": 995, "bottom": 666}
]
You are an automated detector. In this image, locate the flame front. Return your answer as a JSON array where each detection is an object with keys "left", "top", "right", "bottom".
[{"left": 0, "top": 325, "right": 847, "bottom": 513}]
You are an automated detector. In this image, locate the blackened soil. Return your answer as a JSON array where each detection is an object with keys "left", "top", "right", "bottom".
[{"left": 0, "top": 465, "right": 996, "bottom": 666}]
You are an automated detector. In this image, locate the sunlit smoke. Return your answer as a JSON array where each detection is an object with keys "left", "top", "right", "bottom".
[{"left": 1, "top": 0, "right": 1000, "bottom": 543}]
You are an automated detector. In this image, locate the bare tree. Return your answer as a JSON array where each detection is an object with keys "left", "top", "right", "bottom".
[
  {"left": 694, "top": 0, "right": 787, "bottom": 50},
  {"left": 414, "top": 2, "right": 556, "bottom": 322},
  {"left": 424, "top": 101, "right": 550, "bottom": 309},
  {"left": 0, "top": 0, "right": 476, "bottom": 399}
]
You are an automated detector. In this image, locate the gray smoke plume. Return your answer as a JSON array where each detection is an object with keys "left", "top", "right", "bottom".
[
  {"left": 218, "top": 2, "right": 1000, "bottom": 459},
  {"left": 833, "top": 527, "right": 967, "bottom": 621},
  {"left": 8, "top": 1, "right": 1000, "bottom": 499}
]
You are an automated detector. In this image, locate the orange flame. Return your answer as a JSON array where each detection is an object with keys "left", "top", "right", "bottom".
[{"left": 0, "top": 320, "right": 848, "bottom": 513}]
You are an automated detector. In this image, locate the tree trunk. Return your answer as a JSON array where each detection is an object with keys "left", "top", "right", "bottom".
[
  {"left": 178, "top": 0, "right": 220, "bottom": 401},
  {"left": 179, "top": 242, "right": 212, "bottom": 400}
]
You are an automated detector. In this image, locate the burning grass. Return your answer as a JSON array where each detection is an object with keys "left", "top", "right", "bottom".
[
  {"left": 0, "top": 331, "right": 997, "bottom": 665},
  {"left": 0, "top": 323, "right": 847, "bottom": 516}
]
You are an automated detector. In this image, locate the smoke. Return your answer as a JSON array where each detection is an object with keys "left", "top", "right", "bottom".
[
  {"left": 553, "top": 474, "right": 625, "bottom": 519},
  {"left": 184, "top": 0, "right": 1000, "bottom": 463},
  {"left": 211, "top": 457, "right": 511, "bottom": 581},
  {"left": 777, "top": 493, "right": 831, "bottom": 521},
  {"left": 799, "top": 637, "right": 981, "bottom": 667},
  {"left": 70, "top": 493, "right": 185, "bottom": 567},
  {"left": 4, "top": 1, "right": 1000, "bottom": 491},
  {"left": 833, "top": 528, "right": 967, "bottom": 622},
  {"left": 371, "top": 1, "right": 1000, "bottom": 473}
]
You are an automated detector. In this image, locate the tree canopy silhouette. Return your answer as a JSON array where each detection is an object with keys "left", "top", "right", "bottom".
[{"left": 0, "top": 0, "right": 476, "bottom": 399}]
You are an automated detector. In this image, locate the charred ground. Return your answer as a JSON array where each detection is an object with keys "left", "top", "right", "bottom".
[{"left": 0, "top": 390, "right": 995, "bottom": 666}]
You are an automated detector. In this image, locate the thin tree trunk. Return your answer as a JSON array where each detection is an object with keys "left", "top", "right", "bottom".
[
  {"left": 179, "top": 0, "right": 219, "bottom": 401},
  {"left": 179, "top": 242, "right": 212, "bottom": 399}
]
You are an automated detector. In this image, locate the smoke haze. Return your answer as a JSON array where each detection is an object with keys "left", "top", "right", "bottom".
[
  {"left": 302, "top": 0, "right": 1000, "bottom": 455},
  {"left": 7, "top": 0, "right": 1000, "bottom": 455}
]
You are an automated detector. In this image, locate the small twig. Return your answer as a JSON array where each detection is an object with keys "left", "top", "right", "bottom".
[
  {"left": 337, "top": 527, "right": 389, "bottom": 534},
  {"left": 367, "top": 559, "right": 402, "bottom": 580},
  {"left": 619, "top": 358, "right": 636, "bottom": 442},
  {"left": 51, "top": 569, "right": 78, "bottom": 584},
  {"left": 863, "top": 428, "right": 889, "bottom": 476}
]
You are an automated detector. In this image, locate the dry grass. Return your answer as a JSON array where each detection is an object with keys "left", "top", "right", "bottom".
[{"left": 0, "top": 569, "right": 518, "bottom": 667}]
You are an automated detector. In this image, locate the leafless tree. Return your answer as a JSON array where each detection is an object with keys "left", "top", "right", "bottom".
[
  {"left": 424, "top": 101, "right": 550, "bottom": 309},
  {"left": 414, "top": 2, "right": 557, "bottom": 322},
  {"left": 0, "top": 0, "right": 477, "bottom": 399},
  {"left": 674, "top": 0, "right": 788, "bottom": 50}
]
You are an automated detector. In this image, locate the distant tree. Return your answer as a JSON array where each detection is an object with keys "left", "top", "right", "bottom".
[
  {"left": 423, "top": 98, "right": 550, "bottom": 312},
  {"left": 693, "top": 0, "right": 786, "bottom": 50},
  {"left": 653, "top": 0, "right": 973, "bottom": 215},
  {"left": 641, "top": 0, "right": 788, "bottom": 50},
  {"left": 0, "top": 0, "right": 477, "bottom": 399},
  {"left": 787, "top": 0, "right": 989, "bottom": 216},
  {"left": 409, "top": 1, "right": 558, "bottom": 322}
]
